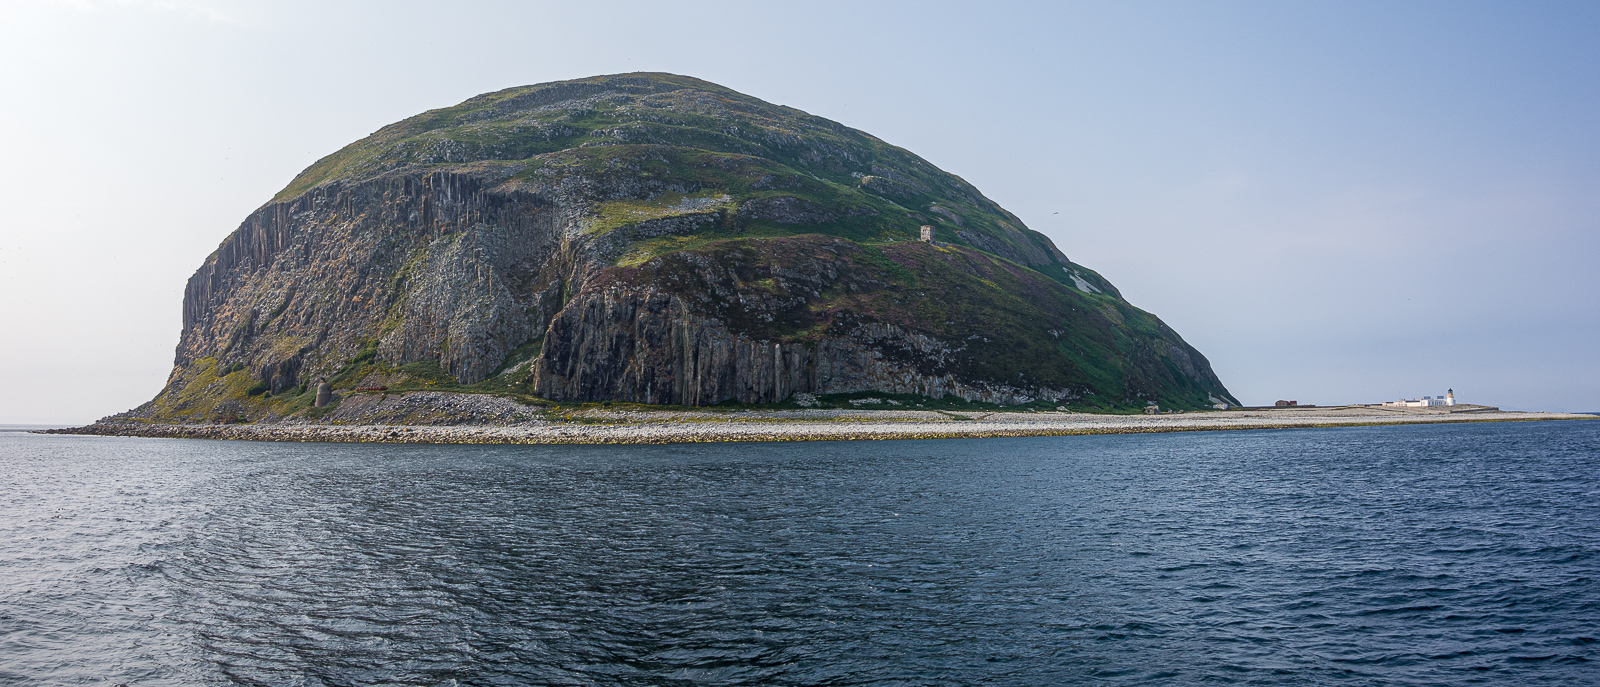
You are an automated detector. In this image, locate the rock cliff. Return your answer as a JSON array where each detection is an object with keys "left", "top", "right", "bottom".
[{"left": 129, "top": 72, "right": 1236, "bottom": 423}]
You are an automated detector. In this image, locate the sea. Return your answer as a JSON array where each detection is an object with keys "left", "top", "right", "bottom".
[{"left": 1, "top": 420, "right": 1597, "bottom": 686}]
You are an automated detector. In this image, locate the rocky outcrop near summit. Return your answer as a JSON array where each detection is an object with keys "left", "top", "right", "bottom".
[{"left": 126, "top": 72, "right": 1235, "bottom": 425}]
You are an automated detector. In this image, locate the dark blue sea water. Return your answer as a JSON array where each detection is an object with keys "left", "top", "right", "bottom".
[{"left": 2, "top": 421, "right": 1597, "bottom": 686}]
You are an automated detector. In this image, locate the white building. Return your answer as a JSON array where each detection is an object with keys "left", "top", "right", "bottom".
[{"left": 1383, "top": 389, "right": 1456, "bottom": 407}]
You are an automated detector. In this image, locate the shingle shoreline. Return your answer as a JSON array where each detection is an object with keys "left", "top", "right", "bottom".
[{"left": 44, "top": 408, "right": 1593, "bottom": 445}]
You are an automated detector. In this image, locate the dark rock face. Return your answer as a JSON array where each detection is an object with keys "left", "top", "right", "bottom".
[
  {"left": 533, "top": 239, "right": 1022, "bottom": 406},
  {"left": 142, "top": 72, "right": 1237, "bottom": 419},
  {"left": 535, "top": 235, "right": 1218, "bottom": 406}
]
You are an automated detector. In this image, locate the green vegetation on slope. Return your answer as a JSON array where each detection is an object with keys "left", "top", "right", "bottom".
[{"left": 271, "top": 73, "right": 1060, "bottom": 271}]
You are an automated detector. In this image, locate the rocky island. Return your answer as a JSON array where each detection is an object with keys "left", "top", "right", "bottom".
[
  {"left": 61, "top": 72, "right": 1585, "bottom": 444},
  {"left": 75, "top": 72, "right": 1235, "bottom": 428}
]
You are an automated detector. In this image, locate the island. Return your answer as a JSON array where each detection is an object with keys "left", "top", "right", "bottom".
[{"left": 52, "top": 73, "right": 1590, "bottom": 443}]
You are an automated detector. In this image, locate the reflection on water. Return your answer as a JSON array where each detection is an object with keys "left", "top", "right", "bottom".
[{"left": 2, "top": 421, "right": 1597, "bottom": 685}]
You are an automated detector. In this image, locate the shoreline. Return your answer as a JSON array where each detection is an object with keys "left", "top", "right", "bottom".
[{"left": 43, "top": 407, "right": 1595, "bottom": 445}]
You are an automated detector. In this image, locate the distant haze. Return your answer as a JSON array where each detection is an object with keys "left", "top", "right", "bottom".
[{"left": 2, "top": 0, "right": 1596, "bottom": 422}]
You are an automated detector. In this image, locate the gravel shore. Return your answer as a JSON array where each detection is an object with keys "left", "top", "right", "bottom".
[{"left": 47, "top": 404, "right": 1594, "bottom": 444}]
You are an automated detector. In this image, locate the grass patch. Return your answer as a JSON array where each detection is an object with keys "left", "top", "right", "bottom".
[{"left": 583, "top": 191, "right": 735, "bottom": 236}]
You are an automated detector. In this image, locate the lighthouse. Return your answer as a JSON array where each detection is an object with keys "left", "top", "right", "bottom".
[{"left": 1446, "top": 389, "right": 1455, "bottom": 406}]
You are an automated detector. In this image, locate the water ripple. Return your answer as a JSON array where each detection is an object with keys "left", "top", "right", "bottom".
[{"left": 1, "top": 421, "right": 1597, "bottom": 684}]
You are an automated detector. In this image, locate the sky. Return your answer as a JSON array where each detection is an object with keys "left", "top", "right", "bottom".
[{"left": 1, "top": 0, "right": 1596, "bottom": 422}]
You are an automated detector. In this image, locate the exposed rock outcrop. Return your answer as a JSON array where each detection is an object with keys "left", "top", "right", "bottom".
[{"left": 534, "top": 236, "right": 1099, "bottom": 406}]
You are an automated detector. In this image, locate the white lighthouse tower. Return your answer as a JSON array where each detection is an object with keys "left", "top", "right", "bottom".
[{"left": 1446, "top": 388, "right": 1455, "bottom": 406}]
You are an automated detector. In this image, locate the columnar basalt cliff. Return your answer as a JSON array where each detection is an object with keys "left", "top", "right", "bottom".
[{"left": 128, "top": 72, "right": 1236, "bottom": 423}]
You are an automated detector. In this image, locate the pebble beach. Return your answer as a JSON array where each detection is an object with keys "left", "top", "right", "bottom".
[{"left": 49, "top": 399, "right": 1594, "bottom": 444}]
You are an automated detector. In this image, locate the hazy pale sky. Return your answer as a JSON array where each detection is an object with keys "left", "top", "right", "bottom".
[{"left": 2, "top": 0, "right": 1596, "bottom": 422}]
